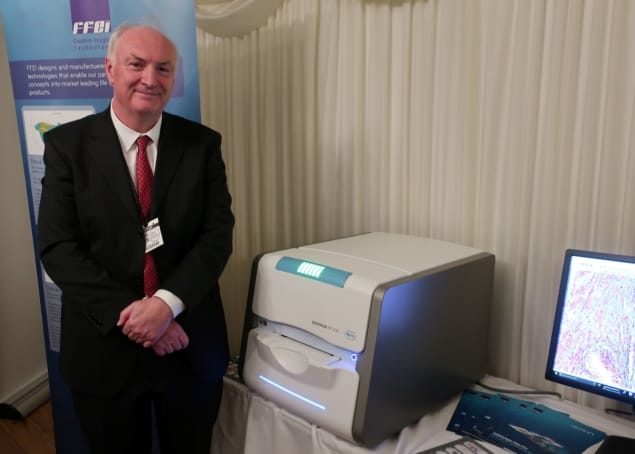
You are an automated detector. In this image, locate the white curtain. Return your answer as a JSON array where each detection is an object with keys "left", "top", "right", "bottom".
[{"left": 196, "top": 0, "right": 635, "bottom": 412}]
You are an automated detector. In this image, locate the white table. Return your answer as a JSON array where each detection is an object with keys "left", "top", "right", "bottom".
[{"left": 211, "top": 374, "right": 635, "bottom": 454}]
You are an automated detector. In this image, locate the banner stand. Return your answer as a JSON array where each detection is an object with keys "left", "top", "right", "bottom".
[{"left": 0, "top": 1, "right": 201, "bottom": 452}]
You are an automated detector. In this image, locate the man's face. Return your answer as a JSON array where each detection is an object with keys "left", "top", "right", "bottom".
[{"left": 105, "top": 26, "right": 177, "bottom": 129}]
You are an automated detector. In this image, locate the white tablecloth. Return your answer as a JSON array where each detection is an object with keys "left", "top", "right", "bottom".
[{"left": 211, "top": 375, "right": 635, "bottom": 454}]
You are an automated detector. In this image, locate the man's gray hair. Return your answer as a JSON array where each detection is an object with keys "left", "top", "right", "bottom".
[{"left": 106, "top": 19, "right": 178, "bottom": 60}]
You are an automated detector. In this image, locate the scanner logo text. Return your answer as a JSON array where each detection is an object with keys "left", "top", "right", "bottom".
[{"left": 312, "top": 320, "right": 339, "bottom": 333}]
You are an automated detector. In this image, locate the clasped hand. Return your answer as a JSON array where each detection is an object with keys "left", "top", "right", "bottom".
[{"left": 117, "top": 296, "right": 189, "bottom": 356}]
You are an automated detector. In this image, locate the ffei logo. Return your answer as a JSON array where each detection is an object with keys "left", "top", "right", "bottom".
[
  {"left": 70, "top": 0, "right": 111, "bottom": 34},
  {"left": 72, "top": 20, "right": 111, "bottom": 34}
]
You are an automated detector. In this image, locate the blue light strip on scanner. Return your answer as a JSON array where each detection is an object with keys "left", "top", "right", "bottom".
[
  {"left": 276, "top": 256, "right": 352, "bottom": 287},
  {"left": 259, "top": 375, "right": 326, "bottom": 410}
]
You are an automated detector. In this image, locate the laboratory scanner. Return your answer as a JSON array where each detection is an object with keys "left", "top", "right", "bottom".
[{"left": 239, "top": 232, "right": 495, "bottom": 447}]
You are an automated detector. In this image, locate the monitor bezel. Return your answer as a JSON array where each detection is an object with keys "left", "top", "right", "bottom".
[{"left": 545, "top": 248, "right": 635, "bottom": 406}]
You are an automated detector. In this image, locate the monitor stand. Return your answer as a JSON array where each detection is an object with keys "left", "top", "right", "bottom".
[{"left": 596, "top": 435, "right": 635, "bottom": 453}]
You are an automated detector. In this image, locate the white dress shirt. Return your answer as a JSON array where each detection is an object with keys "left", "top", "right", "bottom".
[{"left": 110, "top": 105, "right": 185, "bottom": 318}]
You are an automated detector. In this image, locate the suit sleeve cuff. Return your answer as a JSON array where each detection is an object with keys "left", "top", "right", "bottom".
[{"left": 154, "top": 289, "right": 185, "bottom": 318}]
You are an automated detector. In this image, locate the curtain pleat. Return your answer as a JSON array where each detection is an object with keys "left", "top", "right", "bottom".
[{"left": 197, "top": 0, "right": 635, "bottom": 412}]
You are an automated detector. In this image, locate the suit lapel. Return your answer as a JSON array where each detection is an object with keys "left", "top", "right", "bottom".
[
  {"left": 152, "top": 114, "right": 185, "bottom": 217},
  {"left": 87, "top": 110, "right": 141, "bottom": 222}
]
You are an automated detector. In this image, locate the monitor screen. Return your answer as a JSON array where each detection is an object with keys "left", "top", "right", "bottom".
[{"left": 545, "top": 249, "right": 635, "bottom": 406}]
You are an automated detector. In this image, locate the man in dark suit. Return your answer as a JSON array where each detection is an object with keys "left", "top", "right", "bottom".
[{"left": 37, "top": 20, "right": 234, "bottom": 454}]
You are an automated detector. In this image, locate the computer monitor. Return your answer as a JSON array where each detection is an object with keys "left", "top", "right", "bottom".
[{"left": 545, "top": 249, "right": 635, "bottom": 408}]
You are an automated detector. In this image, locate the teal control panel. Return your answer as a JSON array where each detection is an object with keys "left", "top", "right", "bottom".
[{"left": 275, "top": 256, "right": 352, "bottom": 287}]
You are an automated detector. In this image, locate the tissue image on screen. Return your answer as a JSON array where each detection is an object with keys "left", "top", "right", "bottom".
[{"left": 546, "top": 250, "right": 635, "bottom": 405}]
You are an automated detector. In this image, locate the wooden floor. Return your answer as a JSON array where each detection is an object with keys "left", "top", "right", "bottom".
[{"left": 0, "top": 401, "right": 55, "bottom": 454}]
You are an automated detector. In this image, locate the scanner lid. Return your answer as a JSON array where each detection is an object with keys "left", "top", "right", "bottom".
[
  {"left": 296, "top": 232, "right": 484, "bottom": 279},
  {"left": 250, "top": 233, "right": 488, "bottom": 352}
]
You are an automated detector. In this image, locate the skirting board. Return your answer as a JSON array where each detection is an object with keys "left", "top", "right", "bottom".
[{"left": 0, "top": 370, "right": 49, "bottom": 419}]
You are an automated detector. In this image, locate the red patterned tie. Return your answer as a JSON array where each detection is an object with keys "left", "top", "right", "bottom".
[{"left": 136, "top": 135, "right": 160, "bottom": 297}]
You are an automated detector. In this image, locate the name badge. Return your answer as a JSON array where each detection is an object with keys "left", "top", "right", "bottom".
[{"left": 143, "top": 218, "right": 164, "bottom": 253}]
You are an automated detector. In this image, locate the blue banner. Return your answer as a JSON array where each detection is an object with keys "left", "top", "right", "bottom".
[{"left": 0, "top": 1, "right": 201, "bottom": 452}]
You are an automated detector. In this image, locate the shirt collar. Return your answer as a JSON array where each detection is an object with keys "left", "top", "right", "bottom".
[{"left": 110, "top": 104, "right": 162, "bottom": 152}]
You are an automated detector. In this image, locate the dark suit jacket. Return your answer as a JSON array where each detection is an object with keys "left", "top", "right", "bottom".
[{"left": 38, "top": 108, "right": 234, "bottom": 398}]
